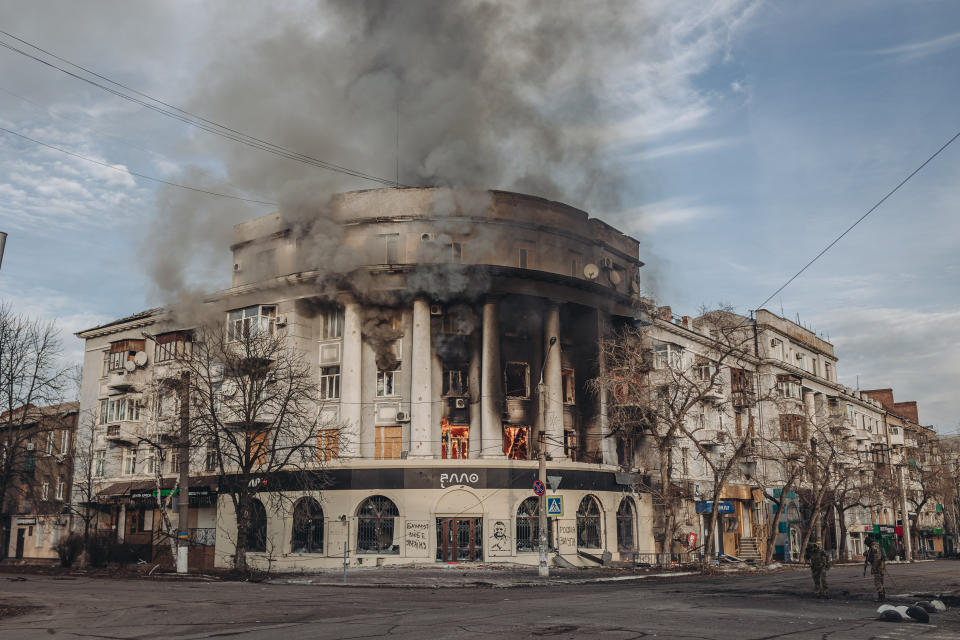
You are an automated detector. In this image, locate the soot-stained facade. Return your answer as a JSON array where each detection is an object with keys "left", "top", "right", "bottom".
[{"left": 77, "top": 188, "right": 654, "bottom": 568}]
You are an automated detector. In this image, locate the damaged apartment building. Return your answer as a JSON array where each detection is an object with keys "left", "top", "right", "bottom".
[{"left": 73, "top": 187, "right": 949, "bottom": 569}]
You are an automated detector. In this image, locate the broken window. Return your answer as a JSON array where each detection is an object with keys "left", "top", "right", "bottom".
[
  {"left": 652, "top": 341, "right": 683, "bottom": 370},
  {"left": 779, "top": 414, "right": 805, "bottom": 442},
  {"left": 442, "top": 420, "right": 468, "bottom": 459},
  {"left": 321, "top": 308, "right": 344, "bottom": 340},
  {"left": 440, "top": 310, "right": 470, "bottom": 335},
  {"left": 247, "top": 499, "right": 267, "bottom": 552},
  {"left": 442, "top": 366, "right": 468, "bottom": 396},
  {"left": 356, "top": 496, "right": 399, "bottom": 554},
  {"left": 516, "top": 497, "right": 553, "bottom": 552},
  {"left": 108, "top": 339, "right": 145, "bottom": 371},
  {"left": 291, "top": 497, "right": 324, "bottom": 554},
  {"left": 577, "top": 495, "right": 603, "bottom": 549},
  {"left": 777, "top": 374, "right": 802, "bottom": 399},
  {"left": 375, "top": 426, "right": 402, "bottom": 460},
  {"left": 563, "top": 429, "right": 578, "bottom": 460},
  {"left": 617, "top": 497, "right": 636, "bottom": 551},
  {"left": 504, "top": 362, "right": 530, "bottom": 398},
  {"left": 503, "top": 426, "right": 529, "bottom": 460},
  {"left": 376, "top": 369, "right": 398, "bottom": 397},
  {"left": 561, "top": 368, "right": 575, "bottom": 404},
  {"left": 154, "top": 331, "right": 192, "bottom": 363}
]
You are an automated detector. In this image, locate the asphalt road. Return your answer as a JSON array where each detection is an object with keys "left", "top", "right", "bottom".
[{"left": 1, "top": 562, "right": 959, "bottom": 639}]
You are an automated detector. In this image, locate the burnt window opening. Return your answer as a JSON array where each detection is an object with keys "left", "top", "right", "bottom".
[
  {"left": 561, "top": 368, "right": 575, "bottom": 404},
  {"left": 247, "top": 498, "right": 267, "bottom": 552},
  {"left": 503, "top": 426, "right": 529, "bottom": 460},
  {"left": 376, "top": 369, "right": 398, "bottom": 397},
  {"left": 564, "top": 429, "right": 578, "bottom": 460},
  {"left": 442, "top": 420, "right": 468, "bottom": 459},
  {"left": 577, "top": 495, "right": 603, "bottom": 549},
  {"left": 516, "top": 497, "right": 554, "bottom": 552},
  {"left": 517, "top": 248, "right": 528, "bottom": 269},
  {"left": 617, "top": 497, "right": 637, "bottom": 551},
  {"left": 356, "top": 496, "right": 399, "bottom": 554},
  {"left": 450, "top": 242, "right": 463, "bottom": 264},
  {"left": 442, "top": 366, "right": 468, "bottom": 397},
  {"left": 504, "top": 362, "right": 530, "bottom": 398},
  {"left": 440, "top": 311, "right": 470, "bottom": 335},
  {"left": 291, "top": 497, "right": 324, "bottom": 554}
]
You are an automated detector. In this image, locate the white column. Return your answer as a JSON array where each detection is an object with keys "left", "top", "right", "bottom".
[
  {"left": 340, "top": 298, "right": 362, "bottom": 458},
  {"left": 597, "top": 311, "right": 617, "bottom": 465},
  {"left": 468, "top": 331, "right": 482, "bottom": 459},
  {"left": 481, "top": 297, "right": 505, "bottom": 458},
  {"left": 543, "top": 302, "right": 565, "bottom": 459},
  {"left": 409, "top": 298, "right": 433, "bottom": 458}
]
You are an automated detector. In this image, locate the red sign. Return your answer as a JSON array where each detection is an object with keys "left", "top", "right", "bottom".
[
  {"left": 687, "top": 532, "right": 697, "bottom": 549},
  {"left": 533, "top": 480, "right": 546, "bottom": 496},
  {"left": 895, "top": 526, "right": 903, "bottom": 536}
]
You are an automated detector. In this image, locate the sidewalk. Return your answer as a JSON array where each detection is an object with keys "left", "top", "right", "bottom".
[{"left": 263, "top": 564, "right": 705, "bottom": 588}]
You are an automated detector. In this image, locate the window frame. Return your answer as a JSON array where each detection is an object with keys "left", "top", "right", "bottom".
[
  {"left": 504, "top": 362, "right": 530, "bottom": 399},
  {"left": 226, "top": 305, "right": 277, "bottom": 342}
]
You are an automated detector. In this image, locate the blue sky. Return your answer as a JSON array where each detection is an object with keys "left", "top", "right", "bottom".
[{"left": 0, "top": 1, "right": 957, "bottom": 430}]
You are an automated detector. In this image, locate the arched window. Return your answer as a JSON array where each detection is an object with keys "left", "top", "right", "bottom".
[
  {"left": 617, "top": 497, "right": 636, "bottom": 551},
  {"left": 577, "top": 495, "right": 603, "bottom": 549},
  {"left": 291, "top": 497, "right": 324, "bottom": 553},
  {"left": 516, "top": 497, "right": 554, "bottom": 552},
  {"left": 247, "top": 498, "right": 267, "bottom": 552},
  {"left": 356, "top": 495, "right": 399, "bottom": 554}
]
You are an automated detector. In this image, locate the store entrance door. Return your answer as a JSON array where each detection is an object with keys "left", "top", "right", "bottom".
[{"left": 436, "top": 518, "right": 482, "bottom": 562}]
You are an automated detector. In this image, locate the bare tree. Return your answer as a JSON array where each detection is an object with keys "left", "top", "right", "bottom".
[
  {"left": 176, "top": 322, "right": 333, "bottom": 571},
  {"left": 0, "top": 304, "right": 69, "bottom": 546},
  {"left": 593, "top": 305, "right": 761, "bottom": 563},
  {"left": 66, "top": 407, "right": 102, "bottom": 548},
  {"left": 754, "top": 440, "right": 803, "bottom": 564}
]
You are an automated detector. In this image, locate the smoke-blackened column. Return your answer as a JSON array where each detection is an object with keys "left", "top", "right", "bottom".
[
  {"left": 481, "top": 297, "right": 505, "bottom": 458},
  {"left": 339, "top": 296, "right": 362, "bottom": 458},
  {"left": 544, "top": 302, "right": 565, "bottom": 459},
  {"left": 409, "top": 297, "right": 433, "bottom": 458},
  {"left": 468, "top": 329, "right": 482, "bottom": 459}
]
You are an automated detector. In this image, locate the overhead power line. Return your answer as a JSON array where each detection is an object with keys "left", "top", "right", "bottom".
[
  {"left": 0, "top": 29, "right": 406, "bottom": 188},
  {"left": 0, "top": 125, "right": 277, "bottom": 205},
  {"left": 756, "top": 128, "right": 960, "bottom": 311}
]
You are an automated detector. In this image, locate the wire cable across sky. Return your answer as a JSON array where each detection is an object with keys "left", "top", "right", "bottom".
[{"left": 756, "top": 128, "right": 960, "bottom": 311}]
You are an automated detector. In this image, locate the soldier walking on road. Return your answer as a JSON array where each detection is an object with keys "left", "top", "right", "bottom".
[
  {"left": 864, "top": 537, "right": 886, "bottom": 601},
  {"left": 806, "top": 542, "right": 830, "bottom": 599}
]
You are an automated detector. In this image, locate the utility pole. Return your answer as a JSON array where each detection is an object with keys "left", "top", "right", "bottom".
[
  {"left": 537, "top": 336, "right": 557, "bottom": 579},
  {"left": 176, "top": 371, "right": 190, "bottom": 574},
  {"left": 899, "top": 464, "right": 913, "bottom": 562}
]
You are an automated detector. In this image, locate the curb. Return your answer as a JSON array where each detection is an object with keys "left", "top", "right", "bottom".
[{"left": 266, "top": 571, "right": 698, "bottom": 589}]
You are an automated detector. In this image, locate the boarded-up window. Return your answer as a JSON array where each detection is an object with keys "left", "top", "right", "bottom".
[
  {"left": 317, "top": 429, "right": 339, "bottom": 461},
  {"left": 375, "top": 426, "right": 402, "bottom": 460},
  {"left": 248, "top": 430, "right": 269, "bottom": 467}
]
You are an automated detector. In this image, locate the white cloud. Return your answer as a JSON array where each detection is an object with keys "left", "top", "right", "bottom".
[
  {"left": 605, "top": 197, "right": 722, "bottom": 234},
  {"left": 626, "top": 137, "right": 740, "bottom": 161},
  {"left": 871, "top": 30, "right": 960, "bottom": 62}
]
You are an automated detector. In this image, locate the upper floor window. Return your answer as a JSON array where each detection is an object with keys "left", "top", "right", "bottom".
[
  {"left": 795, "top": 352, "right": 807, "bottom": 371},
  {"left": 769, "top": 338, "right": 784, "bottom": 360},
  {"left": 320, "top": 365, "right": 341, "bottom": 400},
  {"left": 450, "top": 242, "right": 463, "bottom": 264},
  {"left": 730, "top": 368, "right": 751, "bottom": 394},
  {"left": 561, "top": 368, "right": 575, "bottom": 404},
  {"left": 653, "top": 341, "right": 684, "bottom": 370},
  {"left": 823, "top": 362, "right": 833, "bottom": 381},
  {"left": 109, "top": 339, "right": 145, "bottom": 371},
  {"left": 100, "top": 397, "right": 142, "bottom": 424},
  {"left": 227, "top": 305, "right": 276, "bottom": 342},
  {"left": 94, "top": 450, "right": 105, "bottom": 477},
  {"left": 517, "top": 248, "right": 528, "bottom": 269},
  {"left": 376, "top": 369, "right": 398, "bottom": 397},
  {"left": 779, "top": 414, "right": 805, "bottom": 442},
  {"left": 776, "top": 374, "right": 801, "bottom": 399},
  {"left": 155, "top": 331, "right": 192, "bottom": 363},
  {"left": 380, "top": 233, "right": 401, "bottom": 264},
  {"left": 321, "top": 308, "right": 343, "bottom": 340},
  {"left": 442, "top": 366, "right": 468, "bottom": 397},
  {"left": 504, "top": 362, "right": 530, "bottom": 398}
]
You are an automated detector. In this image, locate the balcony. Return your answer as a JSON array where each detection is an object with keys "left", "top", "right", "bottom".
[
  {"left": 104, "top": 420, "right": 142, "bottom": 445},
  {"left": 106, "top": 368, "right": 145, "bottom": 393}
]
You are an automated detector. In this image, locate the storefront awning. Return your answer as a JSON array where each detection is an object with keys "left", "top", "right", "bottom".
[{"left": 719, "top": 484, "right": 753, "bottom": 501}]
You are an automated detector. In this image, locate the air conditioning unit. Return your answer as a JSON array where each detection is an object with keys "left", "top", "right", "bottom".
[
  {"left": 233, "top": 263, "right": 241, "bottom": 272},
  {"left": 275, "top": 314, "right": 288, "bottom": 327},
  {"left": 396, "top": 411, "right": 410, "bottom": 422},
  {"left": 454, "top": 398, "right": 467, "bottom": 409},
  {"left": 25, "top": 442, "right": 35, "bottom": 451},
  {"left": 600, "top": 257, "right": 613, "bottom": 269},
  {"left": 420, "top": 233, "right": 435, "bottom": 242},
  {"left": 429, "top": 304, "right": 443, "bottom": 316}
]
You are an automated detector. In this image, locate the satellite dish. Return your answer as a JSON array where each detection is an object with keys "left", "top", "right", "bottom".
[
  {"left": 583, "top": 263, "right": 599, "bottom": 280},
  {"left": 608, "top": 270, "right": 623, "bottom": 286},
  {"left": 134, "top": 351, "right": 148, "bottom": 367},
  {"left": 123, "top": 360, "right": 136, "bottom": 373}
]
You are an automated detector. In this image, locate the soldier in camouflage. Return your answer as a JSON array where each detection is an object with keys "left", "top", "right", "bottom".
[
  {"left": 806, "top": 542, "right": 830, "bottom": 599},
  {"left": 864, "top": 537, "right": 886, "bottom": 601}
]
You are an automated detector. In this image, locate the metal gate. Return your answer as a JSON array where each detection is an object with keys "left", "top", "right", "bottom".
[{"left": 436, "top": 518, "right": 482, "bottom": 562}]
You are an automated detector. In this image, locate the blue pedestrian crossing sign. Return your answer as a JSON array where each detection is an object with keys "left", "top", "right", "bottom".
[{"left": 546, "top": 496, "right": 563, "bottom": 517}]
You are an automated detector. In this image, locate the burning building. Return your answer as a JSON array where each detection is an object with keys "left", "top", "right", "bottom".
[{"left": 76, "top": 187, "right": 653, "bottom": 568}]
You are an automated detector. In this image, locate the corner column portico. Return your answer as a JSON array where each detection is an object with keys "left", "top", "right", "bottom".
[
  {"left": 543, "top": 301, "right": 565, "bottom": 459},
  {"left": 339, "top": 296, "right": 362, "bottom": 458},
  {"left": 409, "top": 297, "right": 433, "bottom": 458},
  {"left": 481, "top": 297, "right": 505, "bottom": 458}
]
